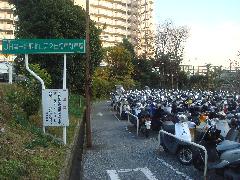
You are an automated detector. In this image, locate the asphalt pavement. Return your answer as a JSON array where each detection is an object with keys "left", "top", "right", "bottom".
[{"left": 82, "top": 101, "right": 204, "bottom": 180}]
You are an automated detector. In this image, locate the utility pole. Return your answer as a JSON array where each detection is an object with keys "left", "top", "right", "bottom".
[{"left": 85, "top": 0, "right": 92, "bottom": 148}]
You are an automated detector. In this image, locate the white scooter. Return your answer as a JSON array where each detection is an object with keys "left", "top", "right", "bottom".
[{"left": 159, "top": 116, "right": 193, "bottom": 165}]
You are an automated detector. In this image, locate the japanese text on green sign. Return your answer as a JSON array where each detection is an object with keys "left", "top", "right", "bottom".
[{"left": 2, "top": 39, "right": 85, "bottom": 54}]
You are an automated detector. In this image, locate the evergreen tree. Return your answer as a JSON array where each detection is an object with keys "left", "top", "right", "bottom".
[{"left": 9, "top": 0, "right": 103, "bottom": 93}]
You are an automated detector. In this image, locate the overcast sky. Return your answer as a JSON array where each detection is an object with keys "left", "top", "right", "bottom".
[{"left": 154, "top": 0, "right": 240, "bottom": 68}]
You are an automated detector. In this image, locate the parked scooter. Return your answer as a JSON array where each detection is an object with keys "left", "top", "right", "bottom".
[
  {"left": 139, "top": 111, "right": 152, "bottom": 138},
  {"left": 192, "top": 124, "right": 240, "bottom": 179},
  {"left": 140, "top": 119, "right": 152, "bottom": 138},
  {"left": 159, "top": 116, "right": 193, "bottom": 165}
]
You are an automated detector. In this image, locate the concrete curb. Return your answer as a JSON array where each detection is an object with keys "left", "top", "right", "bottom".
[{"left": 59, "top": 110, "right": 86, "bottom": 180}]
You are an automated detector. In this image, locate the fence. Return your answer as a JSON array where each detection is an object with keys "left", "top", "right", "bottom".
[
  {"left": 112, "top": 101, "right": 140, "bottom": 136},
  {"left": 127, "top": 111, "right": 140, "bottom": 136},
  {"left": 158, "top": 130, "right": 208, "bottom": 179},
  {"left": 113, "top": 101, "right": 122, "bottom": 116}
]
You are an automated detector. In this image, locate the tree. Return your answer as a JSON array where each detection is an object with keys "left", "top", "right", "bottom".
[
  {"left": 9, "top": 0, "right": 103, "bottom": 93},
  {"left": 105, "top": 46, "right": 134, "bottom": 79},
  {"left": 91, "top": 41, "right": 135, "bottom": 98},
  {"left": 155, "top": 20, "right": 189, "bottom": 60},
  {"left": 177, "top": 71, "right": 189, "bottom": 89},
  {"left": 155, "top": 20, "right": 189, "bottom": 89},
  {"left": 120, "top": 38, "right": 136, "bottom": 60},
  {"left": 189, "top": 75, "right": 207, "bottom": 90},
  {"left": 132, "top": 58, "right": 158, "bottom": 88}
]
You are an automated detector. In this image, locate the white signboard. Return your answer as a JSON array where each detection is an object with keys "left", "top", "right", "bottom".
[{"left": 42, "top": 89, "right": 69, "bottom": 126}]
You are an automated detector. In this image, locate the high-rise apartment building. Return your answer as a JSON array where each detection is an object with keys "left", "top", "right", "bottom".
[
  {"left": 0, "top": 0, "right": 14, "bottom": 62},
  {"left": 72, "top": 0, "right": 155, "bottom": 59},
  {"left": 0, "top": 0, "right": 155, "bottom": 61}
]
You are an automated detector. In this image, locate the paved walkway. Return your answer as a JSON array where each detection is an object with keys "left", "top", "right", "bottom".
[{"left": 82, "top": 101, "right": 202, "bottom": 180}]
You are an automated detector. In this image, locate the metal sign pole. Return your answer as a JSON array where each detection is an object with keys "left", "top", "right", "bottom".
[
  {"left": 63, "top": 54, "right": 67, "bottom": 144},
  {"left": 5, "top": 55, "right": 13, "bottom": 84},
  {"left": 24, "top": 54, "right": 46, "bottom": 133},
  {"left": 8, "top": 64, "right": 12, "bottom": 84},
  {"left": 63, "top": 54, "right": 67, "bottom": 89}
]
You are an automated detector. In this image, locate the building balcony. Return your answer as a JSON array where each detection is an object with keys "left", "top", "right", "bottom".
[
  {"left": 0, "top": 23, "right": 14, "bottom": 29},
  {"left": 95, "top": 22, "right": 127, "bottom": 30},
  {"left": 90, "top": 4, "right": 127, "bottom": 14},
  {"left": 128, "top": 16, "right": 138, "bottom": 21},
  {"left": 101, "top": 38, "right": 121, "bottom": 44},
  {"left": 128, "top": 1, "right": 138, "bottom": 7},
  {"left": 0, "top": 5, "right": 12, "bottom": 12},
  {"left": 99, "top": 0, "right": 128, "bottom": 7},
  {"left": 128, "top": 24, "right": 138, "bottom": 29},
  {"left": 0, "top": 28, "right": 14, "bottom": 32},
  {"left": 0, "top": 6, "right": 11, "bottom": 10},
  {"left": 91, "top": 13, "right": 127, "bottom": 22},
  {"left": 102, "top": 31, "right": 128, "bottom": 38},
  {"left": 0, "top": 16, "right": 14, "bottom": 21}
]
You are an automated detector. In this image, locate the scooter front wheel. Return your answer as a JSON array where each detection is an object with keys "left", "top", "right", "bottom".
[
  {"left": 177, "top": 146, "right": 193, "bottom": 166},
  {"left": 162, "top": 144, "right": 168, "bottom": 152}
]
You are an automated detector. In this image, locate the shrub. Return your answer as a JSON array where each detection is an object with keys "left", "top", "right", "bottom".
[
  {"left": 7, "top": 64, "right": 52, "bottom": 119},
  {"left": 92, "top": 76, "right": 111, "bottom": 99},
  {"left": 92, "top": 64, "right": 136, "bottom": 99}
]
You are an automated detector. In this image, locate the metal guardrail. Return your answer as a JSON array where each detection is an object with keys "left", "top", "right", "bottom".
[
  {"left": 113, "top": 102, "right": 123, "bottom": 116},
  {"left": 113, "top": 102, "right": 119, "bottom": 113},
  {"left": 158, "top": 130, "right": 208, "bottom": 179},
  {"left": 112, "top": 102, "right": 139, "bottom": 136},
  {"left": 127, "top": 111, "right": 139, "bottom": 136}
]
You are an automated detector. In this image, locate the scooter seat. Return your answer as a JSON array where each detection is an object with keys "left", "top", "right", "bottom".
[
  {"left": 208, "top": 159, "right": 225, "bottom": 169},
  {"left": 208, "top": 159, "right": 240, "bottom": 170},
  {"left": 217, "top": 140, "right": 240, "bottom": 153},
  {"left": 162, "top": 121, "right": 175, "bottom": 134}
]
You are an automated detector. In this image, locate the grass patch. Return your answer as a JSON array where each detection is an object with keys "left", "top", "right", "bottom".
[
  {"left": 0, "top": 84, "right": 85, "bottom": 179},
  {"left": 0, "top": 160, "right": 26, "bottom": 179}
]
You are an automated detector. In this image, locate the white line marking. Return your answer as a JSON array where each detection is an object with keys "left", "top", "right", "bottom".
[
  {"left": 117, "top": 168, "right": 133, "bottom": 173},
  {"left": 107, "top": 170, "right": 121, "bottom": 180},
  {"left": 137, "top": 167, "right": 158, "bottom": 180},
  {"left": 157, "top": 158, "right": 193, "bottom": 180},
  {"left": 107, "top": 167, "right": 158, "bottom": 180}
]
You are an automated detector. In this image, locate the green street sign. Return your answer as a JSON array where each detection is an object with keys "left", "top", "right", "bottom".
[{"left": 2, "top": 39, "right": 85, "bottom": 54}]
